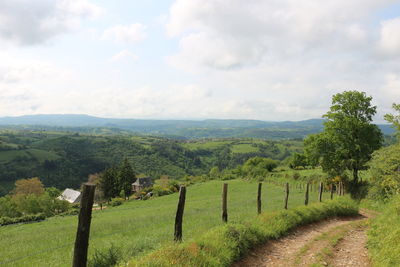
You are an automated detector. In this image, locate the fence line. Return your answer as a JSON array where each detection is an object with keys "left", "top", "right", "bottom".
[{"left": 1, "top": 179, "right": 345, "bottom": 265}]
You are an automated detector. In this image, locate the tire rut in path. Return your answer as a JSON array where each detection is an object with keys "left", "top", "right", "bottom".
[{"left": 232, "top": 213, "right": 370, "bottom": 267}]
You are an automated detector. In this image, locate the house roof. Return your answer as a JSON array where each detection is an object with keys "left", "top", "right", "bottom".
[
  {"left": 58, "top": 188, "right": 81, "bottom": 203},
  {"left": 132, "top": 177, "right": 153, "bottom": 187}
]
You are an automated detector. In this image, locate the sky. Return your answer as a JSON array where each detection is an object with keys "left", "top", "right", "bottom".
[{"left": 0, "top": 0, "right": 399, "bottom": 122}]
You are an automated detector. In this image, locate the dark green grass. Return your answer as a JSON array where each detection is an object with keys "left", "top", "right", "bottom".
[{"left": 0, "top": 179, "right": 327, "bottom": 266}]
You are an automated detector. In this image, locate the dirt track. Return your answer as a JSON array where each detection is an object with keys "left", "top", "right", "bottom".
[{"left": 232, "top": 210, "right": 374, "bottom": 267}]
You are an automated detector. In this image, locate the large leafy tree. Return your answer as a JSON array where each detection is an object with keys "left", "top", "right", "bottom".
[
  {"left": 305, "top": 91, "right": 383, "bottom": 183},
  {"left": 368, "top": 103, "right": 400, "bottom": 199}
]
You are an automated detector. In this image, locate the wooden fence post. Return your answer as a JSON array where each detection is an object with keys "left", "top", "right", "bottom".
[
  {"left": 73, "top": 183, "right": 96, "bottom": 267},
  {"left": 174, "top": 186, "right": 186, "bottom": 242},
  {"left": 305, "top": 182, "right": 309, "bottom": 206},
  {"left": 284, "top": 183, "right": 289, "bottom": 210},
  {"left": 330, "top": 184, "right": 334, "bottom": 200},
  {"left": 257, "top": 183, "right": 262, "bottom": 214},
  {"left": 318, "top": 182, "right": 323, "bottom": 202},
  {"left": 222, "top": 183, "right": 228, "bottom": 222}
]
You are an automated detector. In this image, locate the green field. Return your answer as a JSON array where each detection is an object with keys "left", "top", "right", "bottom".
[{"left": 0, "top": 179, "right": 327, "bottom": 266}]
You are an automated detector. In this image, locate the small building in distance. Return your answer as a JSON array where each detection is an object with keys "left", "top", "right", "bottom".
[
  {"left": 58, "top": 188, "right": 81, "bottom": 203},
  {"left": 132, "top": 177, "right": 153, "bottom": 193}
]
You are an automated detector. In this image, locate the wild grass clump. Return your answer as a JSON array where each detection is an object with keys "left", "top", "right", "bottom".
[
  {"left": 128, "top": 197, "right": 358, "bottom": 267},
  {"left": 368, "top": 195, "right": 400, "bottom": 267},
  {"left": 88, "top": 244, "right": 121, "bottom": 267}
]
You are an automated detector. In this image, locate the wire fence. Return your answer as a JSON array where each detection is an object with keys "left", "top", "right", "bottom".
[{"left": 0, "top": 180, "right": 343, "bottom": 265}]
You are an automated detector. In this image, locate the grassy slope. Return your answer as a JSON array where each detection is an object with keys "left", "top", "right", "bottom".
[
  {"left": 368, "top": 195, "right": 400, "bottom": 267},
  {"left": 0, "top": 179, "right": 326, "bottom": 266}
]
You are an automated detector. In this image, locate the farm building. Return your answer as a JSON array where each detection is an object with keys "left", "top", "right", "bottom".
[
  {"left": 58, "top": 188, "right": 81, "bottom": 203},
  {"left": 132, "top": 177, "right": 153, "bottom": 192}
]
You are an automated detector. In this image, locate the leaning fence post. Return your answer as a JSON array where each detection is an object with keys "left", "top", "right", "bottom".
[
  {"left": 284, "top": 183, "right": 289, "bottom": 209},
  {"left": 257, "top": 183, "right": 262, "bottom": 214},
  {"left": 174, "top": 186, "right": 186, "bottom": 242},
  {"left": 222, "top": 183, "right": 228, "bottom": 222},
  {"left": 318, "top": 182, "right": 323, "bottom": 202},
  {"left": 305, "top": 182, "right": 309, "bottom": 206},
  {"left": 73, "top": 183, "right": 96, "bottom": 267}
]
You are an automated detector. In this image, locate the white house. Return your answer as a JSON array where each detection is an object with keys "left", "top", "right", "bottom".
[{"left": 58, "top": 188, "right": 81, "bottom": 203}]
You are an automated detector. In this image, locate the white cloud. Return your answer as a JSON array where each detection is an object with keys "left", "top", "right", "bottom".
[
  {"left": 380, "top": 17, "right": 400, "bottom": 56},
  {"left": 166, "top": 0, "right": 395, "bottom": 70},
  {"left": 0, "top": 0, "right": 103, "bottom": 46},
  {"left": 102, "top": 24, "right": 147, "bottom": 44},
  {"left": 110, "top": 50, "right": 139, "bottom": 62}
]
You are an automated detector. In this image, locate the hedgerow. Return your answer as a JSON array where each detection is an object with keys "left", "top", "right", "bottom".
[
  {"left": 0, "top": 213, "right": 46, "bottom": 226},
  {"left": 127, "top": 197, "right": 358, "bottom": 267}
]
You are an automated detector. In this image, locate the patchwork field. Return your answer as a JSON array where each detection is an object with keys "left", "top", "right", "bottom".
[{"left": 0, "top": 179, "right": 326, "bottom": 266}]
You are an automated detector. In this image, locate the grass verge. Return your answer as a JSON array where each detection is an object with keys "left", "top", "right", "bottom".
[
  {"left": 368, "top": 195, "right": 400, "bottom": 267},
  {"left": 127, "top": 197, "right": 358, "bottom": 267}
]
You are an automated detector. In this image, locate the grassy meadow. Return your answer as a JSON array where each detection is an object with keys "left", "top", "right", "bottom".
[{"left": 0, "top": 179, "right": 328, "bottom": 266}]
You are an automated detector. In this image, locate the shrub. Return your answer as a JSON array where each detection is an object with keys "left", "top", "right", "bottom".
[
  {"left": 110, "top": 198, "right": 124, "bottom": 207},
  {"left": 0, "top": 213, "right": 46, "bottom": 226},
  {"left": 88, "top": 244, "right": 121, "bottom": 267},
  {"left": 152, "top": 185, "right": 172, "bottom": 197}
]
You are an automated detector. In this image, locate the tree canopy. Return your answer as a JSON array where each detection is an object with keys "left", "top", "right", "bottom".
[{"left": 305, "top": 91, "right": 383, "bottom": 183}]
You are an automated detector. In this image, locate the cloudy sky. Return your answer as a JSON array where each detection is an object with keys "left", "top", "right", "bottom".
[{"left": 0, "top": 0, "right": 399, "bottom": 122}]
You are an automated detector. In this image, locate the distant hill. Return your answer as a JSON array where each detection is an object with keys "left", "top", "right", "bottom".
[{"left": 0, "top": 114, "right": 394, "bottom": 139}]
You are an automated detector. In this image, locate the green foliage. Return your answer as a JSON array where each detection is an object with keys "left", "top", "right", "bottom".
[
  {"left": 0, "top": 213, "right": 46, "bottom": 226},
  {"left": 238, "top": 156, "right": 279, "bottom": 178},
  {"left": 289, "top": 153, "right": 308, "bottom": 169},
  {"left": 0, "top": 130, "right": 305, "bottom": 191},
  {"left": 88, "top": 244, "right": 121, "bottom": 267},
  {"left": 305, "top": 91, "right": 383, "bottom": 183},
  {"left": 45, "top": 187, "right": 61, "bottom": 198},
  {"left": 110, "top": 197, "right": 124, "bottom": 207},
  {"left": 99, "top": 166, "right": 119, "bottom": 201},
  {"left": 368, "top": 143, "right": 400, "bottom": 200},
  {"left": 384, "top": 103, "right": 400, "bottom": 135},
  {"left": 0, "top": 186, "right": 69, "bottom": 218},
  {"left": 119, "top": 159, "right": 136, "bottom": 199},
  {"left": 0, "top": 196, "right": 20, "bottom": 217},
  {"left": 129, "top": 198, "right": 358, "bottom": 267},
  {"left": 368, "top": 195, "right": 400, "bottom": 266}
]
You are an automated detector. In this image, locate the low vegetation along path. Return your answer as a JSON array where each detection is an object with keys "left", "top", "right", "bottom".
[{"left": 233, "top": 209, "right": 376, "bottom": 267}]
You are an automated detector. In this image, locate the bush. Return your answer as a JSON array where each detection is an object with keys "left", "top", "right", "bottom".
[
  {"left": 110, "top": 198, "right": 124, "bottom": 207},
  {"left": 0, "top": 213, "right": 46, "bottom": 226},
  {"left": 128, "top": 198, "right": 358, "bottom": 266}
]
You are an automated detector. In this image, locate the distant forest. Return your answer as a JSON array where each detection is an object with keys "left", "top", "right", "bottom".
[{"left": 0, "top": 131, "right": 304, "bottom": 195}]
